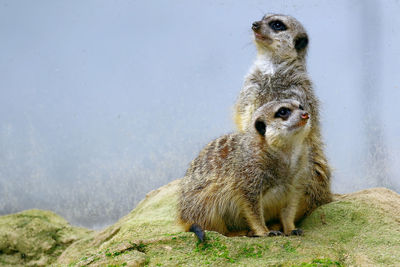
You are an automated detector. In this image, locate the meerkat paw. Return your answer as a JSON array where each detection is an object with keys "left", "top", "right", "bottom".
[
  {"left": 268, "top": 230, "right": 283, "bottom": 237},
  {"left": 289, "top": 229, "right": 303, "bottom": 236},
  {"left": 247, "top": 230, "right": 269, "bottom": 237},
  {"left": 246, "top": 230, "right": 255, "bottom": 237}
]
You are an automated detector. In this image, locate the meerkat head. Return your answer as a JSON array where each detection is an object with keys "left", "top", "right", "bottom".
[
  {"left": 251, "top": 14, "right": 309, "bottom": 62},
  {"left": 253, "top": 99, "right": 311, "bottom": 149}
]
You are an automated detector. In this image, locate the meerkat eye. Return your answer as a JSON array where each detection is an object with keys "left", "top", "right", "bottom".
[
  {"left": 299, "top": 105, "right": 304, "bottom": 110},
  {"left": 275, "top": 107, "right": 291, "bottom": 119},
  {"left": 269, "top": 20, "right": 287, "bottom": 32}
]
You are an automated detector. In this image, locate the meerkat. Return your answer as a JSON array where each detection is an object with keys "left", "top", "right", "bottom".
[
  {"left": 234, "top": 14, "right": 332, "bottom": 221},
  {"left": 178, "top": 100, "right": 311, "bottom": 241}
]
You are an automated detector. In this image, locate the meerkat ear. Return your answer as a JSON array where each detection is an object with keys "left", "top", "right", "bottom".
[
  {"left": 294, "top": 35, "right": 308, "bottom": 51},
  {"left": 255, "top": 120, "right": 266, "bottom": 136}
]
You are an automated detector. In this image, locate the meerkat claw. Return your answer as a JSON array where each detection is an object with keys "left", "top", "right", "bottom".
[
  {"left": 290, "top": 229, "right": 303, "bottom": 236},
  {"left": 268, "top": 231, "right": 283, "bottom": 236}
]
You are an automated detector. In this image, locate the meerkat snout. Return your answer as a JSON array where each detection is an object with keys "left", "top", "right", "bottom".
[
  {"left": 252, "top": 21, "right": 261, "bottom": 31},
  {"left": 295, "top": 111, "right": 310, "bottom": 129},
  {"left": 285, "top": 108, "right": 310, "bottom": 132}
]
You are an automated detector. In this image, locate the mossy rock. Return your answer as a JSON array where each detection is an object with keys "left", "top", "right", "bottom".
[
  {"left": 1, "top": 180, "right": 400, "bottom": 266},
  {"left": 0, "top": 209, "right": 93, "bottom": 266}
]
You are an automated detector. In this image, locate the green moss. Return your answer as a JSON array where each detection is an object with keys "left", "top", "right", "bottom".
[
  {"left": 0, "top": 209, "right": 93, "bottom": 266},
  {"left": 235, "top": 244, "right": 264, "bottom": 258},
  {"left": 70, "top": 185, "right": 400, "bottom": 266},
  {"left": 282, "top": 241, "right": 297, "bottom": 253},
  {"left": 295, "top": 258, "right": 343, "bottom": 267},
  {"left": 1, "top": 182, "right": 400, "bottom": 266},
  {"left": 192, "top": 235, "right": 236, "bottom": 263}
]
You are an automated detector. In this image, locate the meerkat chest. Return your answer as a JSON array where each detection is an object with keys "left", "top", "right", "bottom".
[
  {"left": 288, "top": 143, "right": 308, "bottom": 172},
  {"left": 261, "top": 184, "right": 292, "bottom": 220},
  {"left": 254, "top": 58, "right": 275, "bottom": 75},
  {"left": 259, "top": 151, "right": 308, "bottom": 221}
]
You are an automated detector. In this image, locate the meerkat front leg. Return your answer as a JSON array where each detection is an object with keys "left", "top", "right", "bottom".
[
  {"left": 242, "top": 204, "right": 269, "bottom": 236},
  {"left": 240, "top": 197, "right": 281, "bottom": 237},
  {"left": 280, "top": 196, "right": 303, "bottom": 236}
]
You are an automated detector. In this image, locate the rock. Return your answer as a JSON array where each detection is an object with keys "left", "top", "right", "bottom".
[
  {"left": 1, "top": 180, "right": 400, "bottom": 266},
  {"left": 0, "top": 209, "right": 92, "bottom": 266}
]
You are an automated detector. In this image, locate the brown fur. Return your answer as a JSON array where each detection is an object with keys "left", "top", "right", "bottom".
[
  {"left": 178, "top": 100, "right": 311, "bottom": 237},
  {"left": 234, "top": 14, "right": 332, "bottom": 222}
]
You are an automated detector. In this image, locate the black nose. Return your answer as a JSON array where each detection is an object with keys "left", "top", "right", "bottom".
[{"left": 252, "top": 21, "right": 261, "bottom": 31}]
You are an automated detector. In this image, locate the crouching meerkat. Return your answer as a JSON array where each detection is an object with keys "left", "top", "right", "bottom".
[
  {"left": 234, "top": 14, "right": 332, "bottom": 220},
  {"left": 178, "top": 100, "right": 311, "bottom": 241}
]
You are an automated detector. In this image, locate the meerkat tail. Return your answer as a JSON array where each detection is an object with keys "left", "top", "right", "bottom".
[{"left": 189, "top": 223, "right": 205, "bottom": 242}]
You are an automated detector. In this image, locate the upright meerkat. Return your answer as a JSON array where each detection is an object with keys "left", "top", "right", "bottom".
[
  {"left": 179, "top": 100, "right": 311, "bottom": 241},
  {"left": 234, "top": 14, "right": 332, "bottom": 219}
]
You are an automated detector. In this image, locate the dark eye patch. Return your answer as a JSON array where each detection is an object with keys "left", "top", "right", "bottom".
[
  {"left": 269, "top": 20, "right": 287, "bottom": 32},
  {"left": 299, "top": 104, "right": 304, "bottom": 110},
  {"left": 274, "top": 107, "right": 291, "bottom": 120}
]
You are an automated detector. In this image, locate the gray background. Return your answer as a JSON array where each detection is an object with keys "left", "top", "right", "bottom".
[{"left": 1, "top": 0, "right": 399, "bottom": 228}]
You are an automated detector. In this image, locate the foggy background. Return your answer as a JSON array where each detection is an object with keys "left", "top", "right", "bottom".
[{"left": 1, "top": 0, "right": 399, "bottom": 229}]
